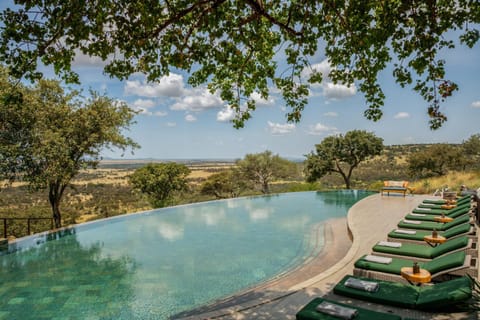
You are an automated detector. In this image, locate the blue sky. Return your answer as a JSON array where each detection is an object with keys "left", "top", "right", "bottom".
[{"left": 2, "top": 4, "right": 479, "bottom": 160}]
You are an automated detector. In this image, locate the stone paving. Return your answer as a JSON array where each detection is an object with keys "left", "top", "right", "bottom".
[{"left": 178, "top": 193, "right": 479, "bottom": 320}]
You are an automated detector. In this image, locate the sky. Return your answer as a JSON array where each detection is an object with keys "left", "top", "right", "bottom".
[{"left": 2, "top": 4, "right": 480, "bottom": 160}]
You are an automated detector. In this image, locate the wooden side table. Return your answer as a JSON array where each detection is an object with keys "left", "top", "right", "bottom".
[
  {"left": 423, "top": 235, "right": 446, "bottom": 247},
  {"left": 434, "top": 216, "right": 453, "bottom": 223},
  {"left": 400, "top": 267, "right": 431, "bottom": 285}
]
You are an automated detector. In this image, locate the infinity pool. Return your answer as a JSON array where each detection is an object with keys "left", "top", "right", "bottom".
[{"left": 0, "top": 190, "right": 372, "bottom": 319}]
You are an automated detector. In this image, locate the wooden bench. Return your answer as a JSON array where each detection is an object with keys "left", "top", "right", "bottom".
[{"left": 381, "top": 180, "right": 409, "bottom": 197}]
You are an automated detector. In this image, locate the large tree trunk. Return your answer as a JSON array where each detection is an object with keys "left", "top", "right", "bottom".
[{"left": 48, "top": 182, "right": 66, "bottom": 229}]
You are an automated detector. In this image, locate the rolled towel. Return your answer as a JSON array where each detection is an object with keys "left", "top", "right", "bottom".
[
  {"left": 377, "top": 241, "right": 402, "bottom": 248},
  {"left": 416, "top": 208, "right": 431, "bottom": 211},
  {"left": 345, "top": 277, "right": 379, "bottom": 292},
  {"left": 410, "top": 213, "right": 426, "bottom": 216},
  {"left": 421, "top": 203, "right": 435, "bottom": 207},
  {"left": 403, "top": 219, "right": 422, "bottom": 224},
  {"left": 315, "top": 301, "right": 358, "bottom": 320},
  {"left": 364, "top": 254, "right": 392, "bottom": 264},
  {"left": 394, "top": 229, "right": 416, "bottom": 234}
]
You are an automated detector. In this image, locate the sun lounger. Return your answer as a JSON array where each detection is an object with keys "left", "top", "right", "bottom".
[
  {"left": 333, "top": 275, "right": 473, "bottom": 311},
  {"left": 397, "top": 214, "right": 472, "bottom": 231},
  {"left": 353, "top": 251, "right": 476, "bottom": 284},
  {"left": 422, "top": 195, "right": 472, "bottom": 205},
  {"left": 412, "top": 203, "right": 472, "bottom": 216},
  {"left": 387, "top": 223, "right": 476, "bottom": 244},
  {"left": 295, "top": 297, "right": 402, "bottom": 320},
  {"left": 372, "top": 236, "right": 475, "bottom": 261},
  {"left": 404, "top": 207, "right": 471, "bottom": 221},
  {"left": 412, "top": 202, "right": 472, "bottom": 215}
]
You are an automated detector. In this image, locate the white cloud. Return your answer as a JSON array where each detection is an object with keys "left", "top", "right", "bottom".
[
  {"left": 72, "top": 50, "right": 107, "bottom": 67},
  {"left": 133, "top": 98, "right": 156, "bottom": 109},
  {"left": 471, "top": 101, "right": 480, "bottom": 108},
  {"left": 308, "top": 123, "right": 338, "bottom": 135},
  {"left": 185, "top": 114, "right": 197, "bottom": 122},
  {"left": 166, "top": 122, "right": 176, "bottom": 127},
  {"left": 323, "top": 82, "right": 356, "bottom": 99},
  {"left": 154, "top": 111, "right": 168, "bottom": 117},
  {"left": 304, "top": 59, "right": 357, "bottom": 100},
  {"left": 267, "top": 121, "right": 296, "bottom": 135},
  {"left": 251, "top": 91, "right": 275, "bottom": 106},
  {"left": 217, "top": 107, "right": 236, "bottom": 122},
  {"left": 124, "top": 73, "right": 185, "bottom": 97},
  {"left": 323, "top": 112, "right": 338, "bottom": 117},
  {"left": 170, "top": 88, "right": 224, "bottom": 111},
  {"left": 394, "top": 112, "right": 410, "bottom": 119}
]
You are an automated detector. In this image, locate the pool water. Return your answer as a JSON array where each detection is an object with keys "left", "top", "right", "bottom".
[{"left": 0, "top": 190, "right": 372, "bottom": 319}]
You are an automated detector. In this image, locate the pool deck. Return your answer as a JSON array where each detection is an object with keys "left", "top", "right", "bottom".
[{"left": 176, "top": 193, "right": 479, "bottom": 320}]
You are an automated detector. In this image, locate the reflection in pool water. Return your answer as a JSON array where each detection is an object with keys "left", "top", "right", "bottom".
[{"left": 0, "top": 190, "right": 373, "bottom": 319}]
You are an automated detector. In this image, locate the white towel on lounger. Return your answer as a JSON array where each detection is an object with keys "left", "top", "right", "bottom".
[
  {"left": 364, "top": 255, "right": 392, "bottom": 264},
  {"left": 416, "top": 208, "right": 431, "bottom": 211},
  {"left": 315, "top": 301, "right": 358, "bottom": 319},
  {"left": 403, "top": 219, "right": 422, "bottom": 224},
  {"left": 410, "top": 213, "right": 427, "bottom": 216},
  {"left": 377, "top": 241, "right": 402, "bottom": 248},
  {"left": 394, "top": 229, "right": 416, "bottom": 234}
]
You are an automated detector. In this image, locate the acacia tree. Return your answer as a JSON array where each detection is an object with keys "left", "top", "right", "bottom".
[
  {"left": 407, "top": 144, "right": 466, "bottom": 178},
  {"left": 0, "top": 1, "right": 478, "bottom": 129},
  {"left": 200, "top": 169, "right": 248, "bottom": 199},
  {"left": 236, "top": 150, "right": 297, "bottom": 194},
  {"left": 0, "top": 75, "right": 138, "bottom": 228},
  {"left": 129, "top": 163, "right": 191, "bottom": 207},
  {"left": 304, "top": 130, "right": 384, "bottom": 189}
]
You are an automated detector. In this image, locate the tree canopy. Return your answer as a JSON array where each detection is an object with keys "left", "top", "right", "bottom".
[
  {"left": 407, "top": 143, "right": 466, "bottom": 178},
  {"left": 0, "top": 1, "right": 478, "bottom": 129},
  {"left": 0, "top": 71, "right": 138, "bottom": 227},
  {"left": 236, "top": 150, "right": 297, "bottom": 194},
  {"left": 129, "top": 162, "right": 191, "bottom": 207},
  {"left": 304, "top": 130, "right": 384, "bottom": 189}
]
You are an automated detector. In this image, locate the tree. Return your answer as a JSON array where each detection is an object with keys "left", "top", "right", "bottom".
[
  {"left": 0, "top": 75, "right": 138, "bottom": 228},
  {"left": 1, "top": 2, "right": 478, "bottom": 129},
  {"left": 304, "top": 130, "right": 383, "bottom": 189},
  {"left": 236, "top": 150, "right": 297, "bottom": 194},
  {"left": 407, "top": 144, "right": 466, "bottom": 178},
  {"left": 129, "top": 163, "right": 190, "bottom": 207},
  {"left": 200, "top": 169, "right": 248, "bottom": 199},
  {"left": 462, "top": 133, "right": 480, "bottom": 169}
]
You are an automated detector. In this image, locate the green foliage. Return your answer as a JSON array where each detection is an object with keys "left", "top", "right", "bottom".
[
  {"left": 0, "top": 71, "right": 138, "bottom": 227},
  {"left": 1, "top": 1, "right": 478, "bottom": 128},
  {"left": 407, "top": 144, "right": 466, "bottom": 178},
  {"left": 236, "top": 150, "right": 297, "bottom": 194},
  {"left": 129, "top": 163, "right": 191, "bottom": 208},
  {"left": 304, "top": 130, "right": 384, "bottom": 189},
  {"left": 199, "top": 169, "right": 248, "bottom": 199},
  {"left": 462, "top": 133, "right": 480, "bottom": 169}
]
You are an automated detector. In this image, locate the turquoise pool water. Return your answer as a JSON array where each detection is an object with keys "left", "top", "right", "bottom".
[{"left": 0, "top": 190, "right": 372, "bottom": 319}]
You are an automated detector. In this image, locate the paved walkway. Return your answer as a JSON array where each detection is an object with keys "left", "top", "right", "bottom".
[{"left": 177, "top": 193, "right": 479, "bottom": 320}]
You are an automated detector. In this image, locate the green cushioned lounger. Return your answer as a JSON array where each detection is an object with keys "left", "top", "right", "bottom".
[
  {"left": 397, "top": 215, "right": 471, "bottom": 231},
  {"left": 422, "top": 195, "right": 471, "bottom": 205},
  {"left": 405, "top": 209, "right": 469, "bottom": 221},
  {"left": 412, "top": 202, "right": 471, "bottom": 215},
  {"left": 333, "top": 275, "right": 473, "bottom": 311},
  {"left": 296, "top": 297, "right": 402, "bottom": 320},
  {"left": 387, "top": 223, "right": 473, "bottom": 242},
  {"left": 354, "top": 251, "right": 466, "bottom": 276},
  {"left": 372, "top": 236, "right": 470, "bottom": 259}
]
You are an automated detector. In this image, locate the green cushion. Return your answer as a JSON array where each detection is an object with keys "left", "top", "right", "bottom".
[
  {"left": 422, "top": 251, "right": 466, "bottom": 275},
  {"left": 295, "top": 297, "right": 402, "bottom": 320},
  {"left": 372, "top": 236, "right": 469, "bottom": 259},
  {"left": 388, "top": 223, "right": 472, "bottom": 241},
  {"left": 333, "top": 275, "right": 418, "bottom": 308},
  {"left": 416, "top": 276, "right": 472, "bottom": 310},
  {"left": 404, "top": 210, "right": 468, "bottom": 221},
  {"left": 412, "top": 202, "right": 471, "bottom": 216},
  {"left": 355, "top": 251, "right": 466, "bottom": 276},
  {"left": 397, "top": 215, "right": 470, "bottom": 231},
  {"left": 422, "top": 195, "right": 471, "bottom": 204},
  {"left": 354, "top": 255, "right": 410, "bottom": 275},
  {"left": 443, "top": 223, "right": 473, "bottom": 238}
]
